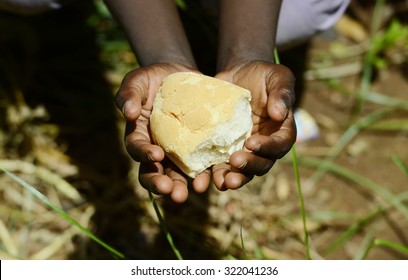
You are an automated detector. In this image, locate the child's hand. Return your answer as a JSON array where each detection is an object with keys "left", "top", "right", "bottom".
[
  {"left": 115, "top": 63, "right": 211, "bottom": 203},
  {"left": 213, "top": 61, "right": 297, "bottom": 190}
]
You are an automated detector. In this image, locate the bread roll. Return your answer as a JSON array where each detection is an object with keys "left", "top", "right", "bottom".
[{"left": 150, "top": 72, "right": 252, "bottom": 178}]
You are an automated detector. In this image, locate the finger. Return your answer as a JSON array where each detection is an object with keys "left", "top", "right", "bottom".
[
  {"left": 229, "top": 150, "right": 275, "bottom": 176},
  {"left": 192, "top": 169, "right": 212, "bottom": 193},
  {"left": 213, "top": 162, "right": 254, "bottom": 190},
  {"left": 170, "top": 181, "right": 189, "bottom": 203},
  {"left": 214, "top": 70, "right": 233, "bottom": 83},
  {"left": 164, "top": 166, "right": 189, "bottom": 203},
  {"left": 125, "top": 123, "right": 165, "bottom": 163},
  {"left": 266, "top": 65, "right": 296, "bottom": 122},
  {"left": 115, "top": 71, "right": 148, "bottom": 122},
  {"left": 246, "top": 112, "right": 297, "bottom": 159},
  {"left": 212, "top": 163, "right": 231, "bottom": 191},
  {"left": 126, "top": 139, "right": 165, "bottom": 163},
  {"left": 139, "top": 162, "right": 173, "bottom": 195},
  {"left": 224, "top": 171, "right": 254, "bottom": 190}
]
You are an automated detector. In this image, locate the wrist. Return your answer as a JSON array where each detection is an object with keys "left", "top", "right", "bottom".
[
  {"left": 105, "top": 0, "right": 196, "bottom": 68},
  {"left": 141, "top": 51, "right": 197, "bottom": 69},
  {"left": 217, "top": 47, "right": 275, "bottom": 71},
  {"left": 217, "top": 0, "right": 281, "bottom": 71}
]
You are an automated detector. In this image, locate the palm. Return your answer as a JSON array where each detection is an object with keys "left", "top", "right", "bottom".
[{"left": 124, "top": 64, "right": 193, "bottom": 148}]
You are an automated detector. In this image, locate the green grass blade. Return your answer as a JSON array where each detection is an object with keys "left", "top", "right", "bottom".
[
  {"left": 327, "top": 192, "right": 408, "bottom": 256},
  {"left": 0, "top": 167, "right": 125, "bottom": 259},
  {"left": 309, "top": 211, "right": 356, "bottom": 222},
  {"left": 274, "top": 48, "right": 311, "bottom": 259},
  {"left": 360, "top": 238, "right": 408, "bottom": 259},
  {"left": 274, "top": 48, "right": 281, "bottom": 64},
  {"left": 325, "top": 80, "right": 408, "bottom": 111},
  {"left": 392, "top": 156, "right": 408, "bottom": 177},
  {"left": 326, "top": 208, "right": 382, "bottom": 254},
  {"left": 367, "top": 119, "right": 408, "bottom": 131},
  {"left": 291, "top": 145, "right": 312, "bottom": 260},
  {"left": 148, "top": 191, "right": 183, "bottom": 260},
  {"left": 274, "top": 47, "right": 311, "bottom": 259},
  {"left": 374, "top": 239, "right": 408, "bottom": 254},
  {"left": 299, "top": 157, "right": 408, "bottom": 220},
  {"left": 175, "top": 0, "right": 187, "bottom": 10},
  {"left": 239, "top": 225, "right": 248, "bottom": 259},
  {"left": 307, "top": 107, "right": 395, "bottom": 187},
  {"left": 353, "top": 0, "right": 385, "bottom": 117},
  {"left": 365, "top": 91, "right": 408, "bottom": 111},
  {"left": 354, "top": 230, "right": 375, "bottom": 260}
]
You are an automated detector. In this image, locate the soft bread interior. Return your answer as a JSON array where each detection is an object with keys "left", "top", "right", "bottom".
[
  {"left": 150, "top": 72, "right": 253, "bottom": 178},
  {"left": 185, "top": 96, "right": 252, "bottom": 177}
]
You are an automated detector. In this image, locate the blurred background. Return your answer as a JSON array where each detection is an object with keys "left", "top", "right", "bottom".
[{"left": 0, "top": 0, "right": 407, "bottom": 260}]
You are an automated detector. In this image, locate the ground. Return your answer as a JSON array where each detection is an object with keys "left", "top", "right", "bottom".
[{"left": 0, "top": 0, "right": 407, "bottom": 260}]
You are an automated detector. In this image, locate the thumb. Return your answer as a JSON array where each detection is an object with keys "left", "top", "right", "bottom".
[
  {"left": 115, "top": 70, "right": 148, "bottom": 122},
  {"left": 266, "top": 65, "right": 296, "bottom": 122}
]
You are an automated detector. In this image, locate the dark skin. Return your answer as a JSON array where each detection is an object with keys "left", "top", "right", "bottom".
[
  {"left": 105, "top": 0, "right": 297, "bottom": 203},
  {"left": 114, "top": 62, "right": 212, "bottom": 202},
  {"left": 214, "top": 61, "right": 296, "bottom": 191}
]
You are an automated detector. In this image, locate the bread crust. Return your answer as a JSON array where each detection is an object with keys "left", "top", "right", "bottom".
[{"left": 150, "top": 72, "right": 252, "bottom": 177}]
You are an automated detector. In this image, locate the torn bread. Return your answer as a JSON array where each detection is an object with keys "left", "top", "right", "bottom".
[{"left": 150, "top": 72, "right": 253, "bottom": 178}]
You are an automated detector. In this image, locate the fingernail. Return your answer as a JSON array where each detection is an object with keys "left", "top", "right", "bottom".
[
  {"left": 246, "top": 138, "right": 261, "bottom": 152},
  {"left": 276, "top": 101, "right": 288, "bottom": 121},
  {"left": 147, "top": 151, "right": 155, "bottom": 162},
  {"left": 238, "top": 160, "right": 247, "bottom": 169},
  {"left": 121, "top": 101, "right": 128, "bottom": 115},
  {"left": 122, "top": 101, "right": 135, "bottom": 119}
]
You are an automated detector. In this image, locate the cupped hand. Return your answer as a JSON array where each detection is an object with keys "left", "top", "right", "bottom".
[
  {"left": 115, "top": 63, "right": 211, "bottom": 203},
  {"left": 213, "top": 60, "right": 297, "bottom": 190}
]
